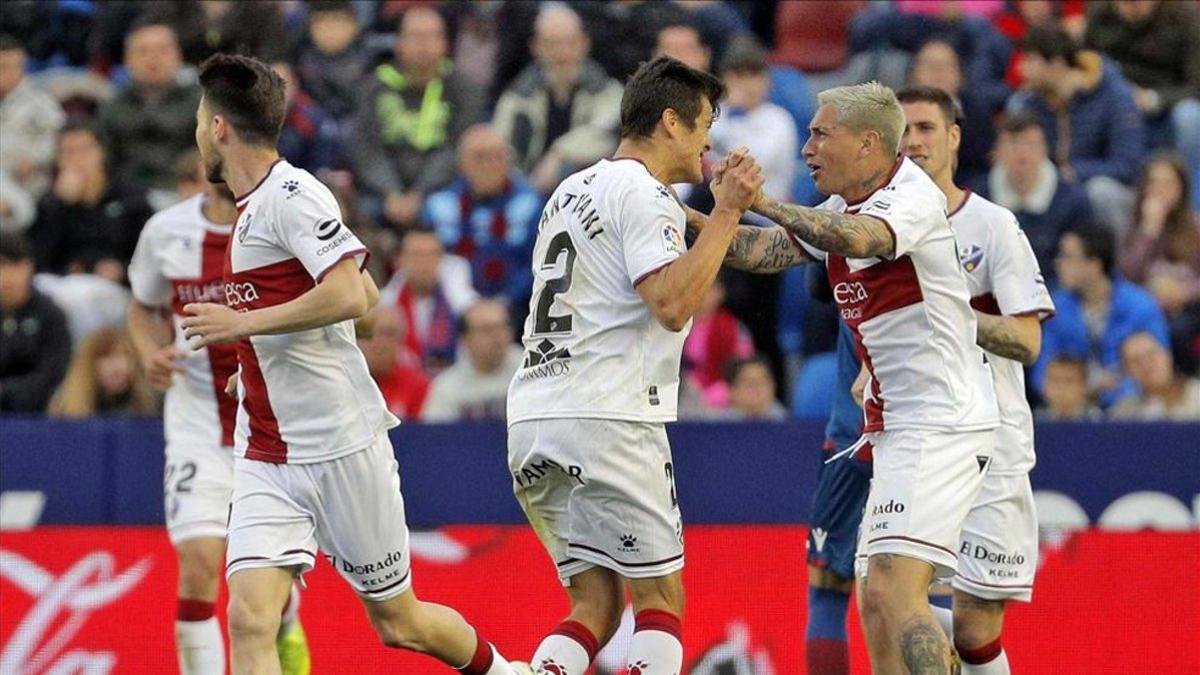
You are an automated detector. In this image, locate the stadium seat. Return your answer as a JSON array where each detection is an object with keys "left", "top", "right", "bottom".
[{"left": 791, "top": 351, "right": 838, "bottom": 419}]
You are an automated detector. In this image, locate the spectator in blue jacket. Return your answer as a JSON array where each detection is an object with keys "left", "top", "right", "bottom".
[
  {"left": 1007, "top": 25, "right": 1146, "bottom": 232},
  {"left": 1034, "top": 223, "right": 1170, "bottom": 409},
  {"left": 272, "top": 61, "right": 344, "bottom": 173},
  {"left": 422, "top": 124, "right": 541, "bottom": 320}
]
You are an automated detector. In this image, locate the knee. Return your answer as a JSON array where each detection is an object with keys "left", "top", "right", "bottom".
[
  {"left": 628, "top": 576, "right": 685, "bottom": 619},
  {"left": 227, "top": 596, "right": 280, "bottom": 642},
  {"left": 858, "top": 581, "right": 892, "bottom": 627},
  {"left": 177, "top": 557, "right": 220, "bottom": 600},
  {"left": 368, "top": 602, "right": 431, "bottom": 652},
  {"left": 952, "top": 599, "right": 1004, "bottom": 650}
]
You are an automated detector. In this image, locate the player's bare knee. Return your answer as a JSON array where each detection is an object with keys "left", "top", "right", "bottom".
[
  {"left": 373, "top": 617, "right": 429, "bottom": 652},
  {"left": 952, "top": 594, "right": 1004, "bottom": 649},
  {"left": 628, "top": 574, "right": 684, "bottom": 617},
  {"left": 226, "top": 595, "right": 281, "bottom": 643},
  {"left": 177, "top": 561, "right": 220, "bottom": 600}
]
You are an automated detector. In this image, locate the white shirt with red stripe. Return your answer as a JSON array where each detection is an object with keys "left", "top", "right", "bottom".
[
  {"left": 128, "top": 194, "right": 239, "bottom": 449},
  {"left": 507, "top": 158, "right": 690, "bottom": 424},
  {"left": 798, "top": 158, "right": 999, "bottom": 433},
  {"left": 950, "top": 190, "right": 1055, "bottom": 473},
  {"left": 226, "top": 160, "right": 398, "bottom": 464}
]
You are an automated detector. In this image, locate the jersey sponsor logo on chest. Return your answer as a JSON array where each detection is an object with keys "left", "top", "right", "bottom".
[
  {"left": 224, "top": 281, "right": 260, "bottom": 308},
  {"left": 833, "top": 281, "right": 868, "bottom": 319}
]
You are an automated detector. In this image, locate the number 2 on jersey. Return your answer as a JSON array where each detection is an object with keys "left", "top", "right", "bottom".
[{"left": 532, "top": 231, "right": 577, "bottom": 336}]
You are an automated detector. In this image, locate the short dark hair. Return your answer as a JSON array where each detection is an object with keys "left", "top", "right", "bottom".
[
  {"left": 896, "top": 84, "right": 960, "bottom": 125},
  {"left": 1047, "top": 354, "right": 1087, "bottom": 375},
  {"left": 0, "top": 233, "right": 32, "bottom": 263},
  {"left": 125, "top": 14, "right": 177, "bottom": 47},
  {"left": 309, "top": 0, "right": 357, "bottom": 19},
  {"left": 999, "top": 111, "right": 1045, "bottom": 137},
  {"left": 198, "top": 53, "right": 286, "bottom": 147},
  {"left": 0, "top": 33, "right": 23, "bottom": 53},
  {"left": 1062, "top": 223, "right": 1116, "bottom": 277},
  {"left": 720, "top": 35, "right": 769, "bottom": 76},
  {"left": 1023, "top": 25, "right": 1079, "bottom": 68},
  {"left": 724, "top": 356, "right": 773, "bottom": 385},
  {"left": 620, "top": 56, "right": 724, "bottom": 140},
  {"left": 59, "top": 116, "right": 102, "bottom": 141}
]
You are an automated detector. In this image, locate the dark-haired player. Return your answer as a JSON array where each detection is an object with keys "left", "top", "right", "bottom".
[
  {"left": 180, "top": 53, "right": 525, "bottom": 675},
  {"left": 506, "top": 56, "right": 763, "bottom": 675}
]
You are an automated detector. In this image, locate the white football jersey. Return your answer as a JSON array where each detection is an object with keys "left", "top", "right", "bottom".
[
  {"left": 227, "top": 160, "right": 397, "bottom": 464},
  {"left": 129, "top": 194, "right": 239, "bottom": 449},
  {"left": 950, "top": 190, "right": 1054, "bottom": 474},
  {"left": 797, "top": 158, "right": 999, "bottom": 432},
  {"left": 507, "top": 158, "right": 690, "bottom": 424}
]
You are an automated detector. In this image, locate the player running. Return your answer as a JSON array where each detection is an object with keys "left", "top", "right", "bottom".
[
  {"left": 899, "top": 85, "right": 1054, "bottom": 675},
  {"left": 507, "top": 56, "right": 763, "bottom": 675},
  {"left": 127, "top": 173, "right": 310, "bottom": 675},
  {"left": 180, "top": 53, "right": 524, "bottom": 675},
  {"left": 716, "top": 82, "right": 999, "bottom": 673}
]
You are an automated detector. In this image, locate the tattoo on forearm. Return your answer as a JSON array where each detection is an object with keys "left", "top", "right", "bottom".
[
  {"left": 754, "top": 197, "right": 894, "bottom": 258},
  {"left": 899, "top": 614, "right": 951, "bottom": 674},
  {"left": 725, "top": 225, "right": 809, "bottom": 273},
  {"left": 976, "top": 313, "right": 1036, "bottom": 365}
]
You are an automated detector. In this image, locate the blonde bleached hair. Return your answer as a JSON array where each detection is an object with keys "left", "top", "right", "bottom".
[{"left": 817, "top": 81, "right": 905, "bottom": 156}]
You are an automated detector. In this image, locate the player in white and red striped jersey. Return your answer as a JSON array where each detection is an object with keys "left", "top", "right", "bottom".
[
  {"left": 900, "top": 85, "right": 1055, "bottom": 675},
  {"left": 127, "top": 176, "right": 310, "bottom": 675},
  {"left": 712, "top": 82, "right": 998, "bottom": 673},
  {"left": 179, "top": 53, "right": 525, "bottom": 675}
]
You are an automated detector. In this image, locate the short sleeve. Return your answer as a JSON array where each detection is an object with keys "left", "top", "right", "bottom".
[
  {"left": 272, "top": 180, "right": 368, "bottom": 282},
  {"left": 858, "top": 188, "right": 943, "bottom": 259},
  {"left": 127, "top": 219, "right": 171, "bottom": 307},
  {"left": 990, "top": 214, "right": 1056, "bottom": 320},
  {"left": 619, "top": 179, "right": 688, "bottom": 285}
]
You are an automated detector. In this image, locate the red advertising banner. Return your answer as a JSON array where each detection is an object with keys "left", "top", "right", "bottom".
[{"left": 2, "top": 526, "right": 1197, "bottom": 674}]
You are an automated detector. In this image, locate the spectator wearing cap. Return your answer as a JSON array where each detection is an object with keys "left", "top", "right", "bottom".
[
  {"left": 97, "top": 18, "right": 201, "bottom": 205},
  {"left": 492, "top": 3, "right": 622, "bottom": 195},
  {"left": 1084, "top": 0, "right": 1200, "bottom": 182},
  {"left": 0, "top": 34, "right": 66, "bottom": 199},
  {"left": 422, "top": 300, "right": 523, "bottom": 422},
  {"left": 31, "top": 121, "right": 152, "bottom": 282},
  {"left": 979, "top": 113, "right": 1094, "bottom": 284},
  {"left": 1034, "top": 224, "right": 1170, "bottom": 408},
  {"left": 0, "top": 233, "right": 70, "bottom": 412},
  {"left": 1110, "top": 331, "right": 1200, "bottom": 421},
  {"left": 1006, "top": 24, "right": 1146, "bottom": 231},
  {"left": 422, "top": 124, "right": 540, "bottom": 315},
  {"left": 355, "top": 6, "right": 481, "bottom": 227}
]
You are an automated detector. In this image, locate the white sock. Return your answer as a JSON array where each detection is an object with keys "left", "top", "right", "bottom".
[
  {"left": 531, "top": 633, "right": 592, "bottom": 675},
  {"left": 176, "top": 617, "right": 225, "bottom": 675},
  {"left": 279, "top": 584, "right": 300, "bottom": 636},
  {"left": 931, "top": 605, "right": 954, "bottom": 641},
  {"left": 962, "top": 649, "right": 1010, "bottom": 674},
  {"left": 626, "top": 610, "right": 683, "bottom": 675}
]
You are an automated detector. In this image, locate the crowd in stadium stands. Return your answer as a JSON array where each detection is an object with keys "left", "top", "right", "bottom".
[{"left": 1, "top": 0, "right": 1198, "bottom": 423}]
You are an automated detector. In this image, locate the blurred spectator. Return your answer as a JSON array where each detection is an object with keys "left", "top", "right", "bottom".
[
  {"left": 422, "top": 124, "right": 540, "bottom": 311},
  {"left": 1119, "top": 152, "right": 1200, "bottom": 317},
  {"left": 654, "top": 19, "right": 712, "bottom": 73},
  {"left": 683, "top": 279, "right": 755, "bottom": 410},
  {"left": 422, "top": 299, "right": 523, "bottom": 422},
  {"left": 295, "top": 0, "right": 370, "bottom": 125},
  {"left": 47, "top": 326, "right": 155, "bottom": 418},
  {"left": 908, "top": 38, "right": 1008, "bottom": 186},
  {"left": 0, "top": 34, "right": 66, "bottom": 199},
  {"left": 380, "top": 229, "right": 479, "bottom": 374},
  {"left": 0, "top": 1, "right": 94, "bottom": 70},
  {"left": 1006, "top": 24, "right": 1145, "bottom": 231},
  {"left": 723, "top": 357, "right": 788, "bottom": 421},
  {"left": 572, "top": 0, "right": 690, "bottom": 83},
  {"left": 31, "top": 121, "right": 152, "bottom": 282},
  {"left": 992, "top": 0, "right": 1089, "bottom": 88},
  {"left": 97, "top": 18, "right": 201, "bottom": 204},
  {"left": 0, "top": 168, "right": 35, "bottom": 233},
  {"left": 981, "top": 113, "right": 1094, "bottom": 284},
  {"left": 355, "top": 6, "right": 480, "bottom": 227},
  {"left": 1036, "top": 355, "right": 1102, "bottom": 421},
  {"left": 710, "top": 37, "right": 796, "bottom": 202},
  {"left": 358, "top": 305, "right": 428, "bottom": 421},
  {"left": 440, "top": 0, "right": 502, "bottom": 95},
  {"left": 1034, "top": 224, "right": 1170, "bottom": 408},
  {"left": 1084, "top": 0, "right": 1200, "bottom": 179},
  {"left": 492, "top": 3, "right": 622, "bottom": 195},
  {"left": 150, "top": 0, "right": 290, "bottom": 66},
  {"left": 271, "top": 60, "right": 343, "bottom": 174},
  {"left": 1109, "top": 331, "right": 1200, "bottom": 421},
  {"left": 33, "top": 272, "right": 130, "bottom": 348},
  {"left": 173, "top": 150, "right": 205, "bottom": 202},
  {"left": 0, "top": 233, "right": 69, "bottom": 412}
]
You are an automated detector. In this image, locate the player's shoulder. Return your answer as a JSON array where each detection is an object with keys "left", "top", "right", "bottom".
[
  {"left": 264, "top": 161, "right": 335, "bottom": 203},
  {"left": 142, "top": 193, "right": 204, "bottom": 238},
  {"left": 891, "top": 159, "right": 947, "bottom": 207}
]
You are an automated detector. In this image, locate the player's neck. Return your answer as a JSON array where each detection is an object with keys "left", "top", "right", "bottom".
[
  {"left": 202, "top": 192, "right": 239, "bottom": 224},
  {"left": 842, "top": 156, "right": 896, "bottom": 204},
  {"left": 222, "top": 147, "right": 282, "bottom": 200},
  {"left": 612, "top": 138, "right": 677, "bottom": 185},
  {"left": 937, "top": 173, "right": 966, "bottom": 213}
]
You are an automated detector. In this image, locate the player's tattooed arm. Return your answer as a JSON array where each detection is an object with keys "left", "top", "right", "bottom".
[
  {"left": 899, "top": 614, "right": 955, "bottom": 674},
  {"left": 724, "top": 225, "right": 812, "bottom": 273},
  {"left": 752, "top": 197, "right": 895, "bottom": 259},
  {"left": 974, "top": 312, "right": 1042, "bottom": 366}
]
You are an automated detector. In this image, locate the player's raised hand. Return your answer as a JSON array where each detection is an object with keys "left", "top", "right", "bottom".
[
  {"left": 181, "top": 303, "right": 247, "bottom": 349},
  {"left": 712, "top": 149, "right": 765, "bottom": 213},
  {"left": 143, "top": 345, "right": 186, "bottom": 390}
]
